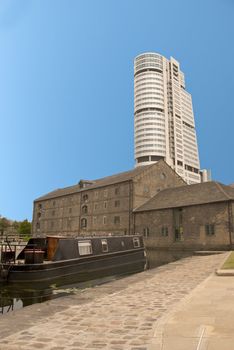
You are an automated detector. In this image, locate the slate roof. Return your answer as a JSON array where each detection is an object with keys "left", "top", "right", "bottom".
[
  {"left": 35, "top": 164, "right": 154, "bottom": 202},
  {"left": 134, "top": 181, "right": 234, "bottom": 212}
]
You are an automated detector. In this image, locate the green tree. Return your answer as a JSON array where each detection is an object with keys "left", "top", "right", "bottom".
[
  {"left": 0, "top": 216, "right": 10, "bottom": 236},
  {"left": 18, "top": 219, "right": 32, "bottom": 240},
  {"left": 12, "top": 220, "right": 19, "bottom": 231}
]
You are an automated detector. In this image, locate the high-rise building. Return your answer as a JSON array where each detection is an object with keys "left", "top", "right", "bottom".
[{"left": 134, "top": 52, "right": 201, "bottom": 184}]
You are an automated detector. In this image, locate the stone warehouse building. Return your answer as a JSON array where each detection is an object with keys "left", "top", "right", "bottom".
[
  {"left": 32, "top": 160, "right": 185, "bottom": 237},
  {"left": 134, "top": 181, "right": 234, "bottom": 253}
]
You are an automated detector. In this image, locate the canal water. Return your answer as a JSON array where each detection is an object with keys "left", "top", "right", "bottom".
[
  {"left": 0, "top": 247, "right": 194, "bottom": 315},
  {"left": 0, "top": 275, "right": 119, "bottom": 316}
]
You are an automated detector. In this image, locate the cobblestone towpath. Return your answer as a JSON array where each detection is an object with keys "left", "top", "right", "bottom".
[{"left": 0, "top": 253, "right": 227, "bottom": 350}]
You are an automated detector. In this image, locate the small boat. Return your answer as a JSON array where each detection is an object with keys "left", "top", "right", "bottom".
[{"left": 0, "top": 235, "right": 146, "bottom": 287}]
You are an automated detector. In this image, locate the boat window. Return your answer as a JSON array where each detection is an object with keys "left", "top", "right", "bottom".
[
  {"left": 133, "top": 237, "right": 140, "bottom": 248},
  {"left": 101, "top": 239, "right": 108, "bottom": 252},
  {"left": 78, "top": 240, "right": 93, "bottom": 255}
]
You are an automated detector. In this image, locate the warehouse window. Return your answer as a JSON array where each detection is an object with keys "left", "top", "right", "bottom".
[
  {"left": 81, "top": 218, "right": 87, "bottom": 228},
  {"left": 114, "top": 216, "right": 120, "bottom": 224},
  {"left": 115, "top": 187, "right": 120, "bottom": 195},
  {"left": 143, "top": 227, "right": 149, "bottom": 237},
  {"left": 82, "top": 205, "right": 88, "bottom": 214},
  {"left": 205, "top": 224, "right": 215, "bottom": 236},
  {"left": 82, "top": 194, "right": 88, "bottom": 202},
  {"left": 161, "top": 226, "right": 168, "bottom": 237}
]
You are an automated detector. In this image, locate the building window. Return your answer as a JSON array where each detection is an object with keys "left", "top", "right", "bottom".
[
  {"left": 103, "top": 216, "right": 107, "bottom": 225},
  {"left": 36, "top": 222, "right": 40, "bottom": 230},
  {"left": 81, "top": 218, "right": 87, "bottom": 228},
  {"left": 143, "top": 227, "right": 149, "bottom": 237},
  {"left": 175, "top": 227, "right": 183, "bottom": 241},
  {"left": 144, "top": 185, "right": 149, "bottom": 193},
  {"left": 161, "top": 226, "right": 168, "bottom": 237},
  {"left": 50, "top": 221, "right": 54, "bottom": 229},
  {"left": 67, "top": 218, "right": 71, "bottom": 229},
  {"left": 160, "top": 172, "right": 166, "bottom": 180},
  {"left": 52, "top": 210, "right": 55, "bottom": 216},
  {"left": 114, "top": 216, "right": 120, "bottom": 224},
  {"left": 104, "top": 201, "right": 107, "bottom": 209},
  {"left": 82, "top": 194, "right": 88, "bottom": 202},
  {"left": 69, "top": 207, "right": 72, "bottom": 214},
  {"left": 104, "top": 189, "right": 108, "bottom": 198},
  {"left": 38, "top": 203, "right": 42, "bottom": 209},
  {"left": 37, "top": 212, "right": 41, "bottom": 219},
  {"left": 133, "top": 237, "right": 140, "bottom": 248},
  {"left": 53, "top": 200, "right": 56, "bottom": 207},
  {"left": 82, "top": 205, "right": 88, "bottom": 214},
  {"left": 101, "top": 239, "right": 108, "bottom": 252},
  {"left": 205, "top": 224, "right": 215, "bottom": 236},
  {"left": 94, "top": 203, "right": 98, "bottom": 211},
  {"left": 115, "top": 200, "right": 120, "bottom": 207},
  {"left": 95, "top": 191, "right": 98, "bottom": 198},
  {"left": 115, "top": 187, "right": 120, "bottom": 195},
  {"left": 93, "top": 216, "right": 97, "bottom": 225},
  {"left": 78, "top": 240, "right": 92, "bottom": 255}
]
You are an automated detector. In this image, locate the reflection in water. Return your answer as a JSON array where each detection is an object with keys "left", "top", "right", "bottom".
[
  {"left": 0, "top": 275, "right": 118, "bottom": 315},
  {"left": 0, "top": 251, "right": 191, "bottom": 315},
  {"left": 0, "top": 285, "right": 58, "bottom": 315},
  {"left": 1, "top": 298, "right": 23, "bottom": 314}
]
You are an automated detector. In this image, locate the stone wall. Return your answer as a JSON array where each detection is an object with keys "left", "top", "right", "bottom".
[
  {"left": 32, "top": 161, "right": 185, "bottom": 238},
  {"left": 33, "top": 193, "right": 81, "bottom": 237},
  {"left": 79, "top": 181, "right": 131, "bottom": 236},
  {"left": 134, "top": 201, "right": 232, "bottom": 251},
  {"left": 133, "top": 162, "right": 185, "bottom": 209}
]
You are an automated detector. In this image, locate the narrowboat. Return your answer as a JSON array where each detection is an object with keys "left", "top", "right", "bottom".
[{"left": 0, "top": 235, "right": 146, "bottom": 287}]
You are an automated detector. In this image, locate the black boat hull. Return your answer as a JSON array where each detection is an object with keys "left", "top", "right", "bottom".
[{"left": 3, "top": 248, "right": 146, "bottom": 287}]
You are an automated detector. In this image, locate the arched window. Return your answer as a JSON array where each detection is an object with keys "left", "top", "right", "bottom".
[
  {"left": 82, "top": 194, "right": 88, "bottom": 202},
  {"left": 81, "top": 218, "right": 87, "bottom": 228},
  {"left": 82, "top": 205, "right": 88, "bottom": 214}
]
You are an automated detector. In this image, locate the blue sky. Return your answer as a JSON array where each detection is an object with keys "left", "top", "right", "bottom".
[{"left": 0, "top": 0, "right": 233, "bottom": 221}]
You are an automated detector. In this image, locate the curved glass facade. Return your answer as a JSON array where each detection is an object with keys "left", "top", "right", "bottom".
[{"left": 134, "top": 52, "right": 201, "bottom": 184}]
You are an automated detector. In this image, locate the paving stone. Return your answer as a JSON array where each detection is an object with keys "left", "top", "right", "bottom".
[{"left": 0, "top": 254, "right": 226, "bottom": 350}]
